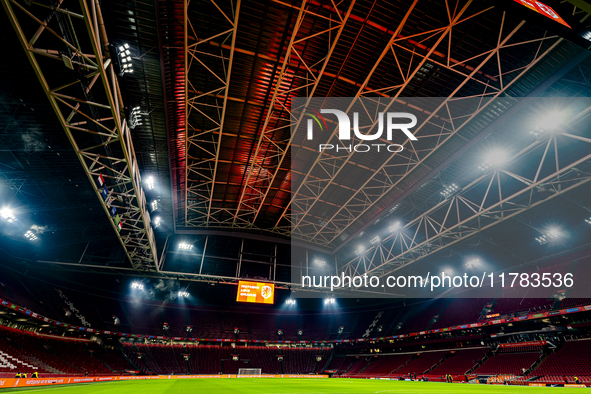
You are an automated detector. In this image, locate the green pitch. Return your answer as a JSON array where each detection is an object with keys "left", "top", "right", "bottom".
[{"left": 3, "top": 379, "right": 591, "bottom": 393}]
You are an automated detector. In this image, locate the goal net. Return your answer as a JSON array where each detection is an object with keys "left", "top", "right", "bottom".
[{"left": 237, "top": 368, "right": 262, "bottom": 377}]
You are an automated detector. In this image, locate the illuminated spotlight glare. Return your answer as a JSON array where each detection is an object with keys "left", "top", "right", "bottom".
[
  {"left": 324, "top": 298, "right": 336, "bottom": 305},
  {"left": 131, "top": 282, "right": 144, "bottom": 290},
  {"left": 150, "top": 200, "right": 158, "bottom": 212},
  {"left": 536, "top": 228, "right": 561, "bottom": 245},
  {"left": 0, "top": 207, "right": 16, "bottom": 223},
  {"left": 369, "top": 236, "right": 380, "bottom": 245},
  {"left": 534, "top": 111, "right": 564, "bottom": 132},
  {"left": 442, "top": 267, "right": 453, "bottom": 276},
  {"left": 480, "top": 148, "right": 508, "bottom": 171},
  {"left": 355, "top": 245, "right": 365, "bottom": 257},
  {"left": 153, "top": 216, "right": 161, "bottom": 228},
  {"left": 178, "top": 291, "right": 190, "bottom": 298},
  {"left": 24, "top": 230, "right": 38, "bottom": 241},
  {"left": 440, "top": 183, "right": 459, "bottom": 199},
  {"left": 389, "top": 221, "right": 401, "bottom": 232},
  {"left": 285, "top": 298, "right": 296, "bottom": 305},
  {"left": 179, "top": 242, "right": 193, "bottom": 250},
  {"left": 314, "top": 259, "right": 326, "bottom": 267},
  {"left": 586, "top": 217, "right": 591, "bottom": 225},
  {"left": 465, "top": 258, "right": 481, "bottom": 269},
  {"left": 145, "top": 176, "right": 155, "bottom": 190}
]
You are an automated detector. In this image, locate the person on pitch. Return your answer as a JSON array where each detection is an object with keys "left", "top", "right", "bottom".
[
  {"left": 15, "top": 372, "right": 21, "bottom": 378},
  {"left": 33, "top": 371, "right": 38, "bottom": 378}
]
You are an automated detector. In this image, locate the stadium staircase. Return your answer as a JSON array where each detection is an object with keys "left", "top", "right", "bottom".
[
  {"left": 0, "top": 349, "right": 39, "bottom": 373},
  {"left": 22, "top": 355, "right": 63, "bottom": 374},
  {"left": 55, "top": 289, "right": 91, "bottom": 328},
  {"left": 424, "top": 351, "right": 453, "bottom": 374},
  {"left": 396, "top": 353, "right": 419, "bottom": 373}
]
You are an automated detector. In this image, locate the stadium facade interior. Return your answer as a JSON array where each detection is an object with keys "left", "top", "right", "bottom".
[{"left": 2, "top": 0, "right": 591, "bottom": 390}]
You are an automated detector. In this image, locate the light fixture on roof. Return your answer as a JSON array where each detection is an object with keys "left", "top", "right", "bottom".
[
  {"left": 479, "top": 148, "right": 508, "bottom": 172},
  {"left": 0, "top": 207, "right": 16, "bottom": 223},
  {"left": 24, "top": 230, "right": 38, "bottom": 241},
  {"left": 285, "top": 298, "right": 296, "bottom": 305},
  {"left": 153, "top": 216, "right": 161, "bottom": 228},
  {"left": 129, "top": 106, "right": 143, "bottom": 129},
  {"left": 324, "top": 298, "right": 336, "bottom": 305},
  {"left": 131, "top": 282, "right": 144, "bottom": 290},
  {"left": 440, "top": 183, "right": 459, "bottom": 199},
  {"left": 117, "top": 43, "right": 133, "bottom": 74},
  {"left": 465, "top": 258, "right": 481, "bottom": 269},
  {"left": 145, "top": 176, "right": 155, "bottom": 190},
  {"left": 179, "top": 242, "right": 193, "bottom": 250},
  {"left": 314, "top": 258, "right": 326, "bottom": 267},
  {"left": 178, "top": 291, "right": 190, "bottom": 298},
  {"left": 389, "top": 221, "right": 402, "bottom": 232},
  {"left": 150, "top": 200, "right": 158, "bottom": 212},
  {"left": 370, "top": 236, "right": 380, "bottom": 245},
  {"left": 586, "top": 217, "right": 591, "bottom": 225},
  {"left": 533, "top": 111, "right": 564, "bottom": 133},
  {"left": 535, "top": 227, "right": 562, "bottom": 245},
  {"left": 355, "top": 245, "right": 365, "bottom": 257}
]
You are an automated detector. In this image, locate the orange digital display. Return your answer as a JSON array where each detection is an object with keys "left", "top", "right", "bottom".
[
  {"left": 236, "top": 281, "right": 275, "bottom": 304},
  {"left": 513, "top": 0, "right": 571, "bottom": 28}
]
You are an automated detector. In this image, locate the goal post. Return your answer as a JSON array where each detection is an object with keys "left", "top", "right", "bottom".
[{"left": 237, "top": 368, "right": 262, "bottom": 377}]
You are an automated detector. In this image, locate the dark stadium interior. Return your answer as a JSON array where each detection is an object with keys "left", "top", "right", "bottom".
[{"left": 2, "top": 0, "right": 591, "bottom": 389}]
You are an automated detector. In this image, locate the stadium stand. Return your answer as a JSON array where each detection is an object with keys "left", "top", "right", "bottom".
[
  {"left": 396, "top": 351, "right": 448, "bottom": 375},
  {"left": 428, "top": 348, "right": 489, "bottom": 376},
  {"left": 533, "top": 339, "right": 591, "bottom": 379}
]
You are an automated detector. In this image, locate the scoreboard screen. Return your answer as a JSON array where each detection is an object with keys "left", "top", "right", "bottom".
[
  {"left": 236, "top": 281, "right": 275, "bottom": 304},
  {"left": 513, "top": 0, "right": 571, "bottom": 28}
]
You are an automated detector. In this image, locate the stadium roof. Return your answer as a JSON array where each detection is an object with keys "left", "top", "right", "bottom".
[{"left": 1, "top": 0, "right": 591, "bottom": 291}]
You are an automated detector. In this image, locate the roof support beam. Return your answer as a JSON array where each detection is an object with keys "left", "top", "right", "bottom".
[{"left": 2, "top": 0, "right": 159, "bottom": 271}]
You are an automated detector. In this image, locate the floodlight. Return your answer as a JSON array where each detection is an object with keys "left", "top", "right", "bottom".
[
  {"left": 536, "top": 227, "right": 562, "bottom": 245},
  {"left": 355, "top": 245, "right": 365, "bottom": 257},
  {"left": 153, "top": 216, "right": 161, "bottom": 228},
  {"left": 324, "top": 298, "right": 336, "bottom": 305},
  {"left": 150, "top": 200, "right": 158, "bottom": 212},
  {"left": 117, "top": 43, "right": 133, "bottom": 74},
  {"left": 465, "top": 258, "right": 481, "bottom": 269},
  {"left": 285, "top": 298, "right": 296, "bottom": 305},
  {"left": 314, "top": 259, "right": 326, "bottom": 267},
  {"left": 129, "top": 106, "right": 143, "bottom": 129},
  {"left": 179, "top": 242, "right": 193, "bottom": 250},
  {"left": 370, "top": 236, "right": 380, "bottom": 245},
  {"left": 534, "top": 111, "right": 564, "bottom": 132},
  {"left": 440, "top": 183, "right": 459, "bottom": 199},
  {"left": 389, "top": 221, "right": 402, "bottom": 232},
  {"left": 586, "top": 217, "right": 591, "bottom": 225},
  {"left": 479, "top": 149, "right": 508, "bottom": 171},
  {"left": 145, "top": 176, "right": 155, "bottom": 190},
  {"left": 178, "top": 291, "right": 190, "bottom": 298},
  {"left": 0, "top": 208, "right": 16, "bottom": 223},
  {"left": 131, "top": 282, "right": 144, "bottom": 290},
  {"left": 24, "top": 230, "right": 38, "bottom": 241}
]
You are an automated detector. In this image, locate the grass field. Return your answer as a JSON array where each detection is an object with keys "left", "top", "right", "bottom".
[{"left": 2, "top": 379, "right": 591, "bottom": 393}]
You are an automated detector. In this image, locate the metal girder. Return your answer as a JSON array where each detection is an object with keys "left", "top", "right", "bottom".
[
  {"left": 228, "top": 0, "right": 356, "bottom": 230},
  {"left": 285, "top": 6, "right": 569, "bottom": 248},
  {"left": 2, "top": 0, "right": 159, "bottom": 271},
  {"left": 183, "top": 0, "right": 241, "bottom": 228},
  {"left": 340, "top": 104, "right": 591, "bottom": 278}
]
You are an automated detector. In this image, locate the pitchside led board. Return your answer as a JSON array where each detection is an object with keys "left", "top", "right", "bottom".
[{"left": 236, "top": 281, "right": 275, "bottom": 304}]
